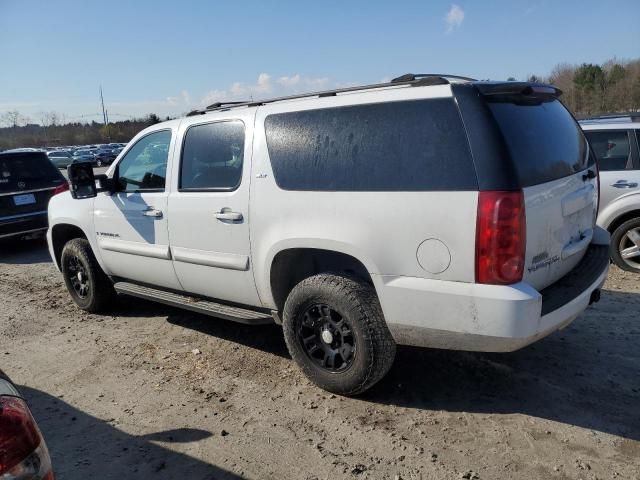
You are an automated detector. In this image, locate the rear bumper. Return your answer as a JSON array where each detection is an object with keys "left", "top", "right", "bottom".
[
  {"left": 376, "top": 231, "right": 610, "bottom": 352},
  {"left": 0, "top": 211, "right": 48, "bottom": 239}
]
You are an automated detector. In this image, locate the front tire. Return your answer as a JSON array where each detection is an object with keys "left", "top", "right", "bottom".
[
  {"left": 611, "top": 218, "right": 640, "bottom": 273},
  {"left": 61, "top": 238, "right": 115, "bottom": 312},
  {"left": 282, "top": 273, "right": 396, "bottom": 395}
]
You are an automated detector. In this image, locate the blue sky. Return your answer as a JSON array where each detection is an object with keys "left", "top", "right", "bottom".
[{"left": 1, "top": 0, "right": 638, "bottom": 123}]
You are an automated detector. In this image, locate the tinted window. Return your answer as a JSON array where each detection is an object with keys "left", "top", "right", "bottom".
[
  {"left": 264, "top": 99, "right": 476, "bottom": 191},
  {"left": 487, "top": 99, "right": 590, "bottom": 186},
  {"left": 117, "top": 130, "right": 171, "bottom": 192},
  {"left": 180, "top": 121, "right": 244, "bottom": 190},
  {"left": 0, "top": 153, "right": 62, "bottom": 192},
  {"left": 584, "top": 130, "right": 631, "bottom": 171}
]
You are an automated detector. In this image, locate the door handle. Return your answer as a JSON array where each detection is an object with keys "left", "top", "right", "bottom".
[
  {"left": 215, "top": 209, "right": 243, "bottom": 221},
  {"left": 612, "top": 180, "right": 639, "bottom": 189},
  {"left": 142, "top": 207, "right": 163, "bottom": 218}
]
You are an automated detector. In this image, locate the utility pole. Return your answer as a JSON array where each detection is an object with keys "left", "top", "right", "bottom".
[{"left": 99, "top": 86, "right": 107, "bottom": 125}]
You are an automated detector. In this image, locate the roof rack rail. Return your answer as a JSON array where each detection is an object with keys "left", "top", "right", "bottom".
[
  {"left": 187, "top": 101, "right": 250, "bottom": 116},
  {"left": 391, "top": 73, "right": 477, "bottom": 83},
  {"left": 578, "top": 112, "right": 640, "bottom": 122},
  {"left": 188, "top": 73, "right": 477, "bottom": 115},
  {"left": 206, "top": 101, "right": 248, "bottom": 109}
]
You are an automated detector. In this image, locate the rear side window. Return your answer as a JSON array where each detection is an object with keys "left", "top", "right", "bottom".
[
  {"left": 0, "top": 153, "right": 62, "bottom": 192},
  {"left": 583, "top": 130, "right": 631, "bottom": 171},
  {"left": 180, "top": 121, "right": 245, "bottom": 191},
  {"left": 487, "top": 99, "right": 590, "bottom": 187},
  {"left": 264, "top": 99, "right": 477, "bottom": 191}
]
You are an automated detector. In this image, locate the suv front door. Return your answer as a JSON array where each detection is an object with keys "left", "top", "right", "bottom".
[
  {"left": 93, "top": 128, "right": 182, "bottom": 290},
  {"left": 167, "top": 112, "right": 261, "bottom": 306},
  {"left": 584, "top": 129, "right": 640, "bottom": 212}
]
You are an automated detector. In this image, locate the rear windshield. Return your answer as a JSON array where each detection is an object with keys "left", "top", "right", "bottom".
[
  {"left": 0, "top": 153, "right": 62, "bottom": 192},
  {"left": 264, "top": 98, "right": 477, "bottom": 191},
  {"left": 487, "top": 99, "right": 591, "bottom": 187}
]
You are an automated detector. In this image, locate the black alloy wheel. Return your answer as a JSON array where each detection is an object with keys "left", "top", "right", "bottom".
[
  {"left": 65, "top": 255, "right": 91, "bottom": 298},
  {"left": 297, "top": 304, "right": 356, "bottom": 372}
]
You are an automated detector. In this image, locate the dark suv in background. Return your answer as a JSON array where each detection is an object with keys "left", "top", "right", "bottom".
[{"left": 0, "top": 151, "right": 68, "bottom": 240}]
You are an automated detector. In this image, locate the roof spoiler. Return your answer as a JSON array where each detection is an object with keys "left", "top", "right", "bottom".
[{"left": 475, "top": 82, "right": 562, "bottom": 100}]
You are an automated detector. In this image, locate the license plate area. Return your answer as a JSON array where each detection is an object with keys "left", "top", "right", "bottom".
[{"left": 13, "top": 193, "right": 36, "bottom": 206}]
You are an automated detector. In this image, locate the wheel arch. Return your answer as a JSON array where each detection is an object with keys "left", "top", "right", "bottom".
[
  {"left": 605, "top": 209, "right": 640, "bottom": 235},
  {"left": 50, "top": 223, "right": 89, "bottom": 270},
  {"left": 268, "top": 247, "right": 376, "bottom": 313}
]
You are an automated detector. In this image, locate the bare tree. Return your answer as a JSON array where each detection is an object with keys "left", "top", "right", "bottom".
[
  {"left": 0, "top": 110, "right": 28, "bottom": 128},
  {"left": 40, "top": 111, "right": 60, "bottom": 127}
]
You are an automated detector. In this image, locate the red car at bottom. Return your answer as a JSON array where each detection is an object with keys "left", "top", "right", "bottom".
[{"left": 0, "top": 370, "right": 54, "bottom": 480}]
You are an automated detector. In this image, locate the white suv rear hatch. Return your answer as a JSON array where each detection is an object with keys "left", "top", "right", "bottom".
[{"left": 487, "top": 98, "right": 598, "bottom": 291}]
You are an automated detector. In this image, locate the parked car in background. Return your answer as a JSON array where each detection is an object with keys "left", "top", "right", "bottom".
[
  {"left": 0, "top": 369, "right": 55, "bottom": 479},
  {"left": 1, "top": 151, "right": 68, "bottom": 240},
  {"left": 47, "top": 150, "right": 76, "bottom": 169},
  {"left": 72, "top": 149, "right": 97, "bottom": 166},
  {"left": 2, "top": 148, "right": 42, "bottom": 153},
  {"left": 581, "top": 114, "right": 640, "bottom": 272},
  {"left": 49, "top": 74, "right": 608, "bottom": 395},
  {"left": 109, "top": 144, "right": 125, "bottom": 156},
  {"left": 93, "top": 148, "right": 117, "bottom": 166}
]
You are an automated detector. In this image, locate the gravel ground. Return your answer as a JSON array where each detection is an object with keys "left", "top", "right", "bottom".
[{"left": 1, "top": 237, "right": 639, "bottom": 480}]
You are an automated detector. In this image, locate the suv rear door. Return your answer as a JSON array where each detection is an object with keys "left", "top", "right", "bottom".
[{"left": 167, "top": 110, "right": 261, "bottom": 306}]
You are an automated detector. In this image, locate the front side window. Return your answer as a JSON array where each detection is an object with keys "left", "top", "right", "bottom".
[
  {"left": 180, "top": 121, "right": 245, "bottom": 191},
  {"left": 584, "top": 130, "right": 631, "bottom": 171},
  {"left": 117, "top": 130, "right": 172, "bottom": 192}
]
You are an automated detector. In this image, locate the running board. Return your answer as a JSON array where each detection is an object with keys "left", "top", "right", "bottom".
[{"left": 113, "top": 282, "right": 273, "bottom": 325}]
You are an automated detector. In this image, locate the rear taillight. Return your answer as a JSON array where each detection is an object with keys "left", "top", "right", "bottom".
[
  {"left": 52, "top": 183, "right": 69, "bottom": 196},
  {"left": 475, "top": 191, "right": 526, "bottom": 285},
  {"left": 0, "top": 396, "right": 54, "bottom": 479}
]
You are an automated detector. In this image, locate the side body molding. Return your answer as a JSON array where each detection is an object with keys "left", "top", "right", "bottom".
[
  {"left": 98, "top": 238, "right": 171, "bottom": 260},
  {"left": 171, "top": 246, "right": 250, "bottom": 271}
]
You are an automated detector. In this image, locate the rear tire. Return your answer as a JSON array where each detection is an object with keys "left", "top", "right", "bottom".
[
  {"left": 61, "top": 238, "right": 115, "bottom": 312},
  {"left": 610, "top": 218, "right": 640, "bottom": 273},
  {"left": 282, "top": 273, "right": 396, "bottom": 396}
]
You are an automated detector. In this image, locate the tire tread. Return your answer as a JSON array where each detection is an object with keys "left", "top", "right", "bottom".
[
  {"left": 283, "top": 273, "right": 396, "bottom": 395},
  {"left": 61, "top": 238, "right": 115, "bottom": 312}
]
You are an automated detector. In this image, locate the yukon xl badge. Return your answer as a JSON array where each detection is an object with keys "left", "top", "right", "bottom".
[{"left": 528, "top": 251, "right": 560, "bottom": 273}]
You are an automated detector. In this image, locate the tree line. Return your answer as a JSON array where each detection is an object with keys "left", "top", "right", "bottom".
[
  {"left": 0, "top": 114, "right": 164, "bottom": 150},
  {"left": 1, "top": 57, "right": 639, "bottom": 150},
  {"left": 522, "top": 58, "right": 640, "bottom": 117}
]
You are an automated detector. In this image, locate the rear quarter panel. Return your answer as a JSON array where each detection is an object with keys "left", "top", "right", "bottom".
[{"left": 249, "top": 86, "right": 478, "bottom": 308}]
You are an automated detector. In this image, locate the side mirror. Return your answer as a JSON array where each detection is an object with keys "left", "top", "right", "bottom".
[
  {"left": 95, "top": 174, "right": 115, "bottom": 194},
  {"left": 67, "top": 162, "right": 97, "bottom": 199}
]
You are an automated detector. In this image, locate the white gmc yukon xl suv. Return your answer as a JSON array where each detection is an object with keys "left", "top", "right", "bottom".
[{"left": 47, "top": 74, "right": 610, "bottom": 395}]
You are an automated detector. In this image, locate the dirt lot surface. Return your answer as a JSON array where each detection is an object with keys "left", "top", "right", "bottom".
[{"left": 1, "top": 237, "right": 639, "bottom": 480}]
